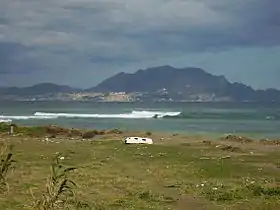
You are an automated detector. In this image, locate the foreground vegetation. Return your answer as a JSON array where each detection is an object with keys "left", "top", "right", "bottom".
[{"left": 0, "top": 123, "right": 280, "bottom": 209}]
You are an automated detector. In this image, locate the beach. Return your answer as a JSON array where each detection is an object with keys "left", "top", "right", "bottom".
[{"left": 0, "top": 123, "right": 280, "bottom": 209}]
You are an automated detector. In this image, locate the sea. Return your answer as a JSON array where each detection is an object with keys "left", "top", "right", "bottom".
[{"left": 0, "top": 101, "right": 280, "bottom": 139}]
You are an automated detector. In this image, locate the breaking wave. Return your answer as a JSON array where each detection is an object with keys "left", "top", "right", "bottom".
[
  {"left": 2, "top": 110, "right": 278, "bottom": 122},
  {"left": 0, "top": 119, "right": 12, "bottom": 123},
  {"left": 162, "top": 111, "right": 280, "bottom": 120},
  {"left": 0, "top": 115, "right": 58, "bottom": 122},
  {"left": 34, "top": 110, "right": 181, "bottom": 119}
]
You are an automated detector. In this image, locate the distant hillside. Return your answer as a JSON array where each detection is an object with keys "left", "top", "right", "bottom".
[
  {"left": 0, "top": 83, "right": 80, "bottom": 96},
  {"left": 1, "top": 66, "right": 280, "bottom": 102},
  {"left": 89, "top": 65, "right": 280, "bottom": 102}
]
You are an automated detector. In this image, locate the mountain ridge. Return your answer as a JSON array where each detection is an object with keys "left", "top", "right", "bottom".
[
  {"left": 0, "top": 82, "right": 81, "bottom": 96},
  {"left": 89, "top": 65, "right": 280, "bottom": 102},
  {"left": 1, "top": 66, "right": 280, "bottom": 102}
]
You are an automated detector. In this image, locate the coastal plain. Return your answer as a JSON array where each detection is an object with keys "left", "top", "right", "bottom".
[{"left": 0, "top": 124, "right": 280, "bottom": 210}]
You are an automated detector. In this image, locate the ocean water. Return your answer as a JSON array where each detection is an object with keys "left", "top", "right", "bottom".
[{"left": 0, "top": 101, "right": 280, "bottom": 139}]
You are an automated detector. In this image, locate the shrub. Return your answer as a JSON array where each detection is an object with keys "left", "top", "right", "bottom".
[
  {"left": 0, "top": 143, "right": 16, "bottom": 193},
  {"left": 248, "top": 185, "right": 280, "bottom": 197},
  {"left": 82, "top": 131, "right": 96, "bottom": 139},
  {"left": 46, "top": 125, "right": 69, "bottom": 136},
  {"left": 0, "top": 123, "right": 13, "bottom": 133},
  {"left": 67, "top": 129, "right": 83, "bottom": 138},
  {"left": 109, "top": 129, "right": 123, "bottom": 134},
  {"left": 146, "top": 131, "right": 152, "bottom": 136},
  {"left": 33, "top": 154, "right": 77, "bottom": 209},
  {"left": 220, "top": 145, "right": 243, "bottom": 153},
  {"left": 224, "top": 135, "right": 253, "bottom": 143}
]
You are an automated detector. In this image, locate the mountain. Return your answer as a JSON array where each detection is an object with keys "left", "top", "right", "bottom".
[
  {"left": 1, "top": 66, "right": 279, "bottom": 102},
  {"left": 0, "top": 83, "right": 80, "bottom": 96},
  {"left": 90, "top": 65, "right": 280, "bottom": 102}
]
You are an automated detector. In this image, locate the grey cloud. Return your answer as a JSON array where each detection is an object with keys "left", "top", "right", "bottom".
[
  {"left": 0, "top": 42, "right": 41, "bottom": 75},
  {"left": 2, "top": 0, "right": 279, "bottom": 53},
  {"left": 0, "top": 17, "right": 8, "bottom": 25},
  {"left": 0, "top": 0, "right": 279, "bottom": 87}
]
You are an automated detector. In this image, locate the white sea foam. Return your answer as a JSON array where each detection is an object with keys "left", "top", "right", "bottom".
[
  {"left": 0, "top": 115, "right": 57, "bottom": 121},
  {"left": 0, "top": 119, "right": 12, "bottom": 123},
  {"left": 34, "top": 110, "right": 181, "bottom": 119}
]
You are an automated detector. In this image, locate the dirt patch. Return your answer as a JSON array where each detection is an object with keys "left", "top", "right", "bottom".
[
  {"left": 222, "top": 135, "right": 253, "bottom": 143},
  {"left": 251, "top": 162, "right": 280, "bottom": 172},
  {"left": 175, "top": 196, "right": 208, "bottom": 210},
  {"left": 219, "top": 145, "right": 243, "bottom": 153},
  {"left": 259, "top": 139, "right": 280, "bottom": 146},
  {"left": 46, "top": 125, "right": 69, "bottom": 136},
  {"left": 201, "top": 140, "right": 213, "bottom": 145}
]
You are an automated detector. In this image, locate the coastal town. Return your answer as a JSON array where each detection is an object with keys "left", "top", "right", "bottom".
[{"left": 0, "top": 90, "right": 232, "bottom": 102}]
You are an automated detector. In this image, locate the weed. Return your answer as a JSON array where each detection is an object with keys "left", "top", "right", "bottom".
[
  {"left": 248, "top": 185, "right": 280, "bottom": 197},
  {"left": 33, "top": 154, "right": 78, "bottom": 209},
  {"left": 202, "top": 184, "right": 280, "bottom": 202},
  {"left": 203, "top": 187, "right": 244, "bottom": 201},
  {"left": 0, "top": 142, "right": 15, "bottom": 193},
  {"left": 137, "top": 190, "right": 176, "bottom": 204}
]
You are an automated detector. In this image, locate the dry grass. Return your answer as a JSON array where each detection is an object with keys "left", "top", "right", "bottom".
[{"left": 0, "top": 123, "right": 280, "bottom": 209}]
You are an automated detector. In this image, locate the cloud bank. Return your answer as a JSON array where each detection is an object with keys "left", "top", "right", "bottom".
[{"left": 0, "top": 0, "right": 279, "bottom": 87}]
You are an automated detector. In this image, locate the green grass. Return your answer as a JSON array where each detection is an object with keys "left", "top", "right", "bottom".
[{"left": 0, "top": 125, "right": 280, "bottom": 209}]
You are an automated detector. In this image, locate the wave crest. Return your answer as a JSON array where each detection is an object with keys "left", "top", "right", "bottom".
[
  {"left": 35, "top": 110, "right": 181, "bottom": 119},
  {"left": 0, "top": 119, "right": 12, "bottom": 123},
  {"left": 0, "top": 115, "right": 58, "bottom": 121}
]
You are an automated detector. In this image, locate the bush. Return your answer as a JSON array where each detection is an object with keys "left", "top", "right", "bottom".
[
  {"left": 0, "top": 123, "right": 12, "bottom": 133},
  {"left": 109, "top": 129, "right": 123, "bottom": 134},
  {"left": 67, "top": 129, "right": 83, "bottom": 138},
  {"left": 46, "top": 125, "right": 69, "bottom": 136},
  {"left": 146, "top": 131, "right": 152, "bottom": 136},
  {"left": 220, "top": 145, "right": 243, "bottom": 153},
  {"left": 224, "top": 135, "right": 253, "bottom": 143},
  {"left": 82, "top": 131, "right": 96, "bottom": 139}
]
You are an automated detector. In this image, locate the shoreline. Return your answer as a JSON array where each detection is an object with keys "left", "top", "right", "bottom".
[
  {"left": 1, "top": 122, "right": 279, "bottom": 144},
  {"left": 1, "top": 121, "right": 280, "bottom": 140}
]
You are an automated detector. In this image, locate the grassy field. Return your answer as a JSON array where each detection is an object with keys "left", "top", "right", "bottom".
[{"left": 0, "top": 123, "right": 280, "bottom": 209}]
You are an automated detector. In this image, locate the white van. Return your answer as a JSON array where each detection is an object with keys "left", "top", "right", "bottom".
[{"left": 123, "top": 137, "right": 153, "bottom": 145}]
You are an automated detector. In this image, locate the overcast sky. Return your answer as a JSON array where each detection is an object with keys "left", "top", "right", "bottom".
[{"left": 0, "top": 0, "right": 280, "bottom": 89}]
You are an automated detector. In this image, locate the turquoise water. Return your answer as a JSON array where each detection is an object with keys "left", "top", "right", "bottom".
[{"left": 0, "top": 101, "right": 280, "bottom": 139}]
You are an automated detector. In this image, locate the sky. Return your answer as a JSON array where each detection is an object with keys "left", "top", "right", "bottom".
[{"left": 0, "top": 0, "right": 280, "bottom": 89}]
